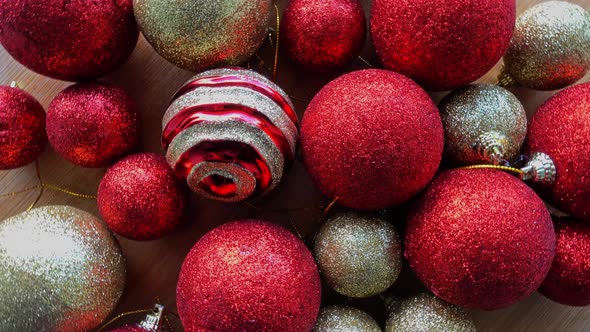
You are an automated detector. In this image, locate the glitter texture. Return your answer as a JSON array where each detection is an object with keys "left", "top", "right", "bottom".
[
  {"left": 504, "top": 1, "right": 590, "bottom": 91},
  {"left": 313, "top": 305, "right": 380, "bottom": 332},
  {"left": 0, "top": 0, "right": 138, "bottom": 81},
  {"left": 98, "top": 153, "right": 187, "bottom": 241},
  {"left": 176, "top": 220, "right": 321, "bottom": 332},
  {"left": 46, "top": 81, "right": 139, "bottom": 168},
  {"left": 301, "top": 69, "right": 443, "bottom": 210},
  {"left": 0, "top": 85, "right": 47, "bottom": 169},
  {"left": 281, "top": 0, "right": 366, "bottom": 73},
  {"left": 109, "top": 327, "right": 152, "bottom": 332},
  {"left": 0, "top": 205, "right": 126, "bottom": 332},
  {"left": 134, "top": 0, "right": 271, "bottom": 72},
  {"left": 540, "top": 218, "right": 590, "bottom": 307},
  {"left": 439, "top": 84, "right": 527, "bottom": 165},
  {"left": 405, "top": 169, "right": 556, "bottom": 310},
  {"left": 314, "top": 211, "right": 402, "bottom": 298},
  {"left": 370, "top": 0, "right": 515, "bottom": 91},
  {"left": 385, "top": 294, "right": 476, "bottom": 332},
  {"left": 524, "top": 83, "right": 590, "bottom": 222}
]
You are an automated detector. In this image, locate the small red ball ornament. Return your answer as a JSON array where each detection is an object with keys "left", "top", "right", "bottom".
[
  {"left": 177, "top": 220, "right": 321, "bottom": 332},
  {"left": 301, "top": 69, "right": 443, "bottom": 210},
  {"left": 370, "top": 0, "right": 515, "bottom": 91},
  {"left": 46, "top": 81, "right": 139, "bottom": 168},
  {"left": 0, "top": 85, "right": 47, "bottom": 169},
  {"left": 0, "top": 0, "right": 138, "bottom": 81},
  {"left": 281, "top": 0, "right": 366, "bottom": 73},
  {"left": 98, "top": 153, "right": 187, "bottom": 241},
  {"left": 405, "top": 168, "right": 555, "bottom": 310}
]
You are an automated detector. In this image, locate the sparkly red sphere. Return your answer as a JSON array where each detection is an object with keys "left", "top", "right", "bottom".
[
  {"left": 0, "top": 85, "right": 46, "bottom": 169},
  {"left": 370, "top": 0, "right": 515, "bottom": 91},
  {"left": 281, "top": 0, "right": 366, "bottom": 73},
  {"left": 525, "top": 83, "right": 590, "bottom": 222},
  {"left": 0, "top": 0, "right": 138, "bottom": 81},
  {"left": 98, "top": 153, "right": 187, "bottom": 241},
  {"left": 177, "top": 220, "right": 321, "bottom": 332},
  {"left": 46, "top": 81, "right": 139, "bottom": 168},
  {"left": 405, "top": 168, "right": 556, "bottom": 310},
  {"left": 540, "top": 218, "right": 590, "bottom": 307},
  {"left": 301, "top": 69, "right": 443, "bottom": 210}
]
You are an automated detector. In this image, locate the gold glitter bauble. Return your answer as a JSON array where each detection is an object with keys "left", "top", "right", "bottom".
[
  {"left": 503, "top": 1, "right": 590, "bottom": 90},
  {"left": 385, "top": 294, "right": 476, "bottom": 332},
  {"left": 0, "top": 206, "right": 126, "bottom": 332},
  {"left": 439, "top": 84, "right": 527, "bottom": 165},
  {"left": 134, "top": 0, "right": 272, "bottom": 71},
  {"left": 313, "top": 305, "right": 380, "bottom": 332}
]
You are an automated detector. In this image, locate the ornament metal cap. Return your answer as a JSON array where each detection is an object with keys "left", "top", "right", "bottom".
[
  {"left": 520, "top": 152, "right": 557, "bottom": 184},
  {"left": 472, "top": 131, "right": 509, "bottom": 165},
  {"left": 139, "top": 304, "right": 165, "bottom": 331}
]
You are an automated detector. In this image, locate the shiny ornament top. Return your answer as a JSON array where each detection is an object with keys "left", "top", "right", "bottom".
[{"left": 162, "top": 68, "right": 298, "bottom": 202}]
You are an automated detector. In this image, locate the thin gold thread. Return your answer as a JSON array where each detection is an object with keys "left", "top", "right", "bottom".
[
  {"left": 273, "top": 4, "right": 280, "bottom": 81},
  {"left": 96, "top": 309, "right": 154, "bottom": 332},
  {"left": 459, "top": 164, "right": 525, "bottom": 176},
  {"left": 323, "top": 197, "right": 339, "bottom": 217},
  {"left": 357, "top": 56, "right": 374, "bottom": 68}
]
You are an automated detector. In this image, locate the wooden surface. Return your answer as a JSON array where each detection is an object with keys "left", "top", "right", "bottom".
[{"left": 1, "top": 0, "right": 590, "bottom": 331}]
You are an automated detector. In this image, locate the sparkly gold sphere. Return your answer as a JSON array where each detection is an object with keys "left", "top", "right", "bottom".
[
  {"left": 503, "top": 1, "right": 590, "bottom": 90},
  {"left": 0, "top": 206, "right": 126, "bottom": 332},
  {"left": 313, "top": 305, "right": 380, "bottom": 332},
  {"left": 385, "top": 294, "right": 476, "bottom": 332},
  {"left": 134, "top": 0, "right": 272, "bottom": 71},
  {"left": 314, "top": 211, "right": 402, "bottom": 298},
  {"left": 439, "top": 84, "right": 527, "bottom": 165}
]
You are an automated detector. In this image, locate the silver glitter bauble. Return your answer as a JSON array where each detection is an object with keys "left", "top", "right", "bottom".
[
  {"left": 162, "top": 67, "right": 298, "bottom": 202},
  {"left": 313, "top": 305, "right": 380, "bottom": 332},
  {"left": 439, "top": 84, "right": 527, "bottom": 165},
  {"left": 134, "top": 0, "right": 272, "bottom": 71},
  {"left": 385, "top": 294, "right": 476, "bottom": 332},
  {"left": 314, "top": 211, "right": 402, "bottom": 298},
  {"left": 0, "top": 206, "right": 126, "bottom": 332}
]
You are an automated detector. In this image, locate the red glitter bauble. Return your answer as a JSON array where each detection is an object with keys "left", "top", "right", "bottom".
[
  {"left": 0, "top": 0, "right": 138, "bottom": 81},
  {"left": 525, "top": 83, "right": 590, "bottom": 222},
  {"left": 0, "top": 85, "right": 46, "bottom": 169},
  {"left": 177, "top": 220, "right": 321, "bottom": 332},
  {"left": 370, "top": 0, "right": 515, "bottom": 91},
  {"left": 540, "top": 218, "right": 590, "bottom": 307},
  {"left": 281, "top": 0, "right": 366, "bottom": 73},
  {"left": 46, "top": 81, "right": 139, "bottom": 168},
  {"left": 301, "top": 69, "right": 443, "bottom": 210},
  {"left": 405, "top": 169, "right": 556, "bottom": 310},
  {"left": 98, "top": 153, "right": 187, "bottom": 241}
]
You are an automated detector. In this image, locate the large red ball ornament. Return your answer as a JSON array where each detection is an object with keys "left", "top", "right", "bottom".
[
  {"left": 46, "top": 81, "right": 139, "bottom": 168},
  {"left": 0, "top": 0, "right": 138, "bottom": 81},
  {"left": 98, "top": 153, "right": 187, "bottom": 241},
  {"left": 405, "top": 169, "right": 555, "bottom": 310},
  {"left": 281, "top": 0, "right": 366, "bottom": 73},
  {"left": 0, "top": 85, "right": 47, "bottom": 169},
  {"left": 370, "top": 0, "right": 515, "bottom": 91},
  {"left": 301, "top": 69, "right": 443, "bottom": 210},
  {"left": 177, "top": 220, "right": 321, "bottom": 332}
]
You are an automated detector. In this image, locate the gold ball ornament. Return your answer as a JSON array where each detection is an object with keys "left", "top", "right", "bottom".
[
  {"left": 0, "top": 206, "right": 126, "bottom": 332},
  {"left": 133, "top": 0, "right": 272, "bottom": 71},
  {"left": 313, "top": 305, "right": 380, "bottom": 332}
]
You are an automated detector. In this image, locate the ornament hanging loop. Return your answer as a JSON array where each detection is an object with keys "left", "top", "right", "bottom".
[{"left": 520, "top": 152, "right": 557, "bottom": 184}]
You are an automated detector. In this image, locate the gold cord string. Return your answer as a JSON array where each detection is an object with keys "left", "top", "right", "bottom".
[
  {"left": 459, "top": 164, "right": 525, "bottom": 176},
  {"left": 357, "top": 56, "right": 374, "bottom": 68},
  {"left": 96, "top": 309, "right": 154, "bottom": 332},
  {"left": 273, "top": 4, "right": 280, "bottom": 81}
]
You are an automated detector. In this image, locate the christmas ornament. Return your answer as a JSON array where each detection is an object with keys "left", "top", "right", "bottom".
[
  {"left": 281, "top": 0, "right": 366, "bottom": 73},
  {"left": 98, "top": 153, "right": 187, "bottom": 241},
  {"left": 0, "top": 84, "right": 46, "bottom": 169},
  {"left": 109, "top": 304, "right": 165, "bottom": 332},
  {"left": 301, "top": 69, "right": 443, "bottom": 210},
  {"left": 177, "top": 220, "right": 321, "bottom": 331},
  {"left": 439, "top": 84, "right": 527, "bottom": 165},
  {"left": 385, "top": 294, "right": 476, "bottom": 332},
  {"left": 47, "top": 81, "right": 139, "bottom": 168},
  {"left": 134, "top": 0, "right": 271, "bottom": 72},
  {"left": 370, "top": 0, "right": 515, "bottom": 91},
  {"left": 0, "top": 0, "right": 138, "bottom": 81},
  {"left": 0, "top": 205, "right": 126, "bottom": 332},
  {"left": 405, "top": 168, "right": 555, "bottom": 310},
  {"left": 313, "top": 305, "right": 380, "bottom": 332},
  {"left": 502, "top": 1, "right": 590, "bottom": 91},
  {"left": 524, "top": 83, "right": 590, "bottom": 221},
  {"left": 314, "top": 211, "right": 402, "bottom": 298},
  {"left": 540, "top": 218, "right": 590, "bottom": 307},
  {"left": 162, "top": 68, "right": 298, "bottom": 202}
]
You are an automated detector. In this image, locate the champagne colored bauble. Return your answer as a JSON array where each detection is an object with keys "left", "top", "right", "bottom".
[{"left": 313, "top": 305, "right": 380, "bottom": 332}]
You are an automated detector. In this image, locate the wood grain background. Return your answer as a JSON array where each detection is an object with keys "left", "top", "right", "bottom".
[{"left": 1, "top": 0, "right": 589, "bottom": 331}]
